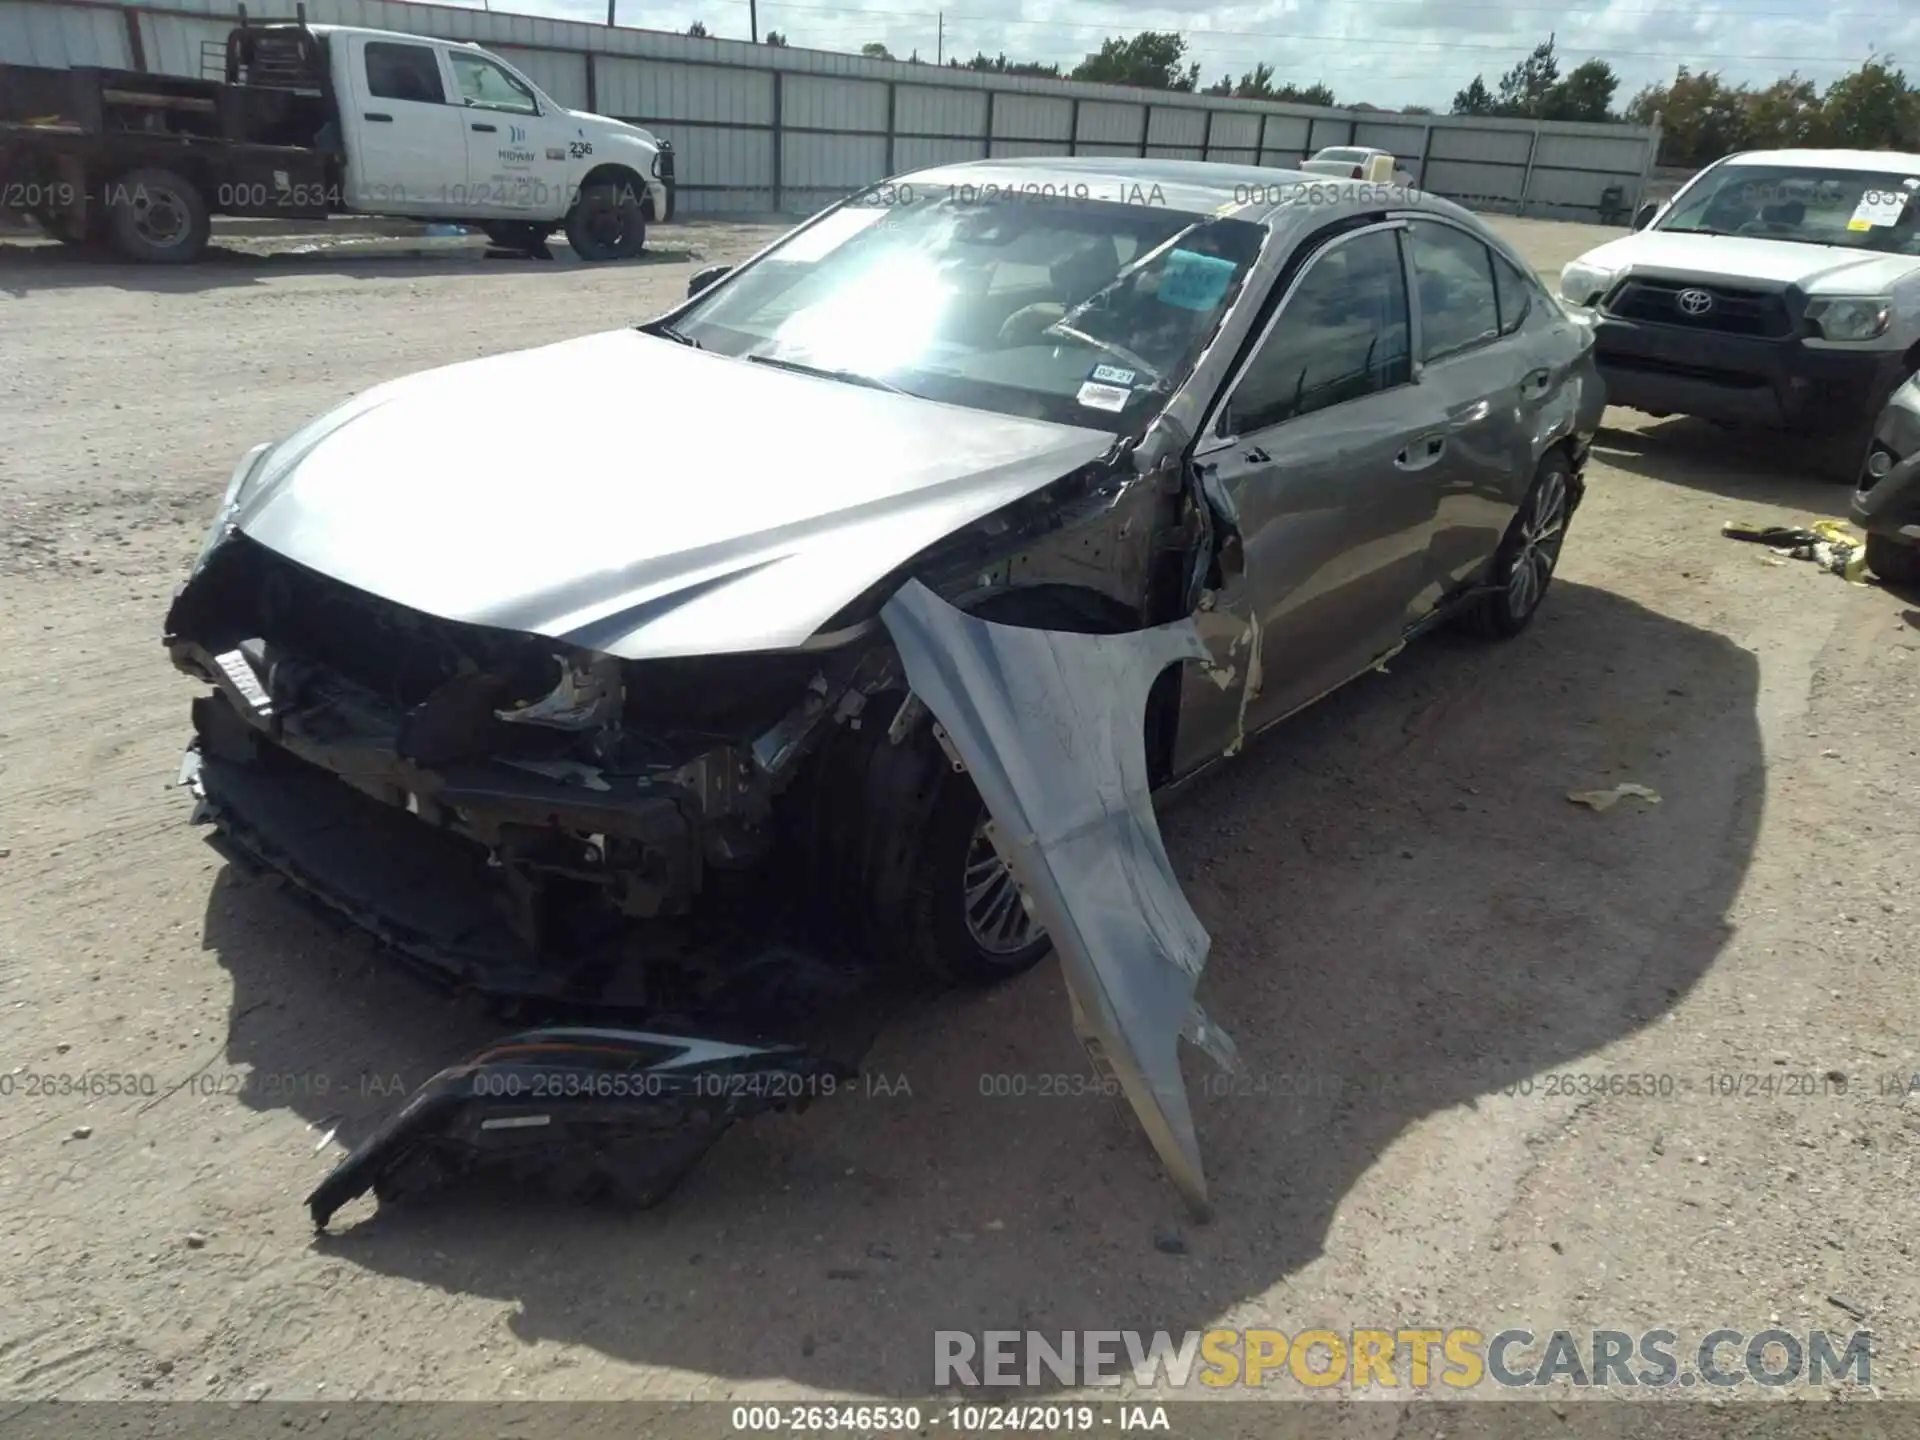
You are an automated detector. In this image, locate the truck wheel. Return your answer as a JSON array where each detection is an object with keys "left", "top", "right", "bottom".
[
  {"left": 565, "top": 180, "right": 646, "bottom": 261},
  {"left": 106, "top": 168, "right": 210, "bottom": 264},
  {"left": 1865, "top": 533, "right": 1920, "bottom": 587}
]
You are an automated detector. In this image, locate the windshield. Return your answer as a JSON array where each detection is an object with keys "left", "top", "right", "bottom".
[
  {"left": 1658, "top": 164, "right": 1920, "bottom": 254},
  {"left": 667, "top": 187, "right": 1266, "bottom": 431}
]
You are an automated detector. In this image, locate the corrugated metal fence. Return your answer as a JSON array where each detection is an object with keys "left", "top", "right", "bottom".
[{"left": 1, "top": 0, "right": 1663, "bottom": 219}]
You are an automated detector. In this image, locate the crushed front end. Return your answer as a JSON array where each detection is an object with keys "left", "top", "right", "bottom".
[{"left": 165, "top": 530, "right": 894, "bottom": 1011}]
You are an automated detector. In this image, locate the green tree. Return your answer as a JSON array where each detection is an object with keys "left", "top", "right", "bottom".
[
  {"left": 1741, "top": 74, "right": 1823, "bottom": 148},
  {"left": 1070, "top": 31, "right": 1200, "bottom": 91},
  {"left": 1495, "top": 37, "right": 1561, "bottom": 116},
  {"left": 1234, "top": 61, "right": 1277, "bottom": 99},
  {"left": 1544, "top": 58, "right": 1619, "bottom": 121},
  {"left": 951, "top": 51, "right": 1060, "bottom": 76},
  {"left": 1276, "top": 81, "right": 1336, "bottom": 105},
  {"left": 764, "top": 29, "right": 788, "bottom": 46},
  {"left": 1819, "top": 56, "right": 1920, "bottom": 148},
  {"left": 1452, "top": 76, "right": 1496, "bottom": 115},
  {"left": 860, "top": 41, "right": 892, "bottom": 59},
  {"left": 1627, "top": 67, "right": 1751, "bottom": 168},
  {"left": 1402, "top": 104, "right": 1436, "bottom": 115},
  {"left": 685, "top": 19, "right": 707, "bottom": 37}
]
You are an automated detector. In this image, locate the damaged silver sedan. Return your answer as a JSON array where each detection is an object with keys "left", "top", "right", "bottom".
[{"left": 164, "top": 158, "right": 1604, "bottom": 1227}]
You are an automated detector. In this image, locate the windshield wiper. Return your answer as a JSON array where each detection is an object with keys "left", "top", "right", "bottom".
[
  {"left": 1045, "top": 323, "right": 1160, "bottom": 383},
  {"left": 743, "top": 354, "right": 909, "bottom": 394},
  {"left": 646, "top": 321, "right": 702, "bottom": 348}
]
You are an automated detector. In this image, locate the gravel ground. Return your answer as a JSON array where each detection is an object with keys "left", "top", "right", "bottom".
[{"left": 0, "top": 213, "right": 1916, "bottom": 1413}]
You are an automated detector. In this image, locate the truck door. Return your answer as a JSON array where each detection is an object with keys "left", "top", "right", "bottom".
[
  {"left": 340, "top": 34, "right": 465, "bottom": 215},
  {"left": 444, "top": 48, "right": 569, "bottom": 219}
]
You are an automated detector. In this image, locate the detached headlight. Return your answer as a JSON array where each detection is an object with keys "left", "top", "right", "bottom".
[
  {"left": 192, "top": 441, "right": 274, "bottom": 574},
  {"left": 1806, "top": 296, "right": 1891, "bottom": 342},
  {"left": 1559, "top": 260, "right": 1615, "bottom": 308}
]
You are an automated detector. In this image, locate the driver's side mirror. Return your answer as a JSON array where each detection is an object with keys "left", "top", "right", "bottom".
[
  {"left": 1632, "top": 201, "right": 1660, "bottom": 232},
  {"left": 688, "top": 263, "right": 731, "bottom": 298}
]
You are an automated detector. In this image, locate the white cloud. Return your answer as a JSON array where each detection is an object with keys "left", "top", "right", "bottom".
[{"left": 465, "top": 0, "right": 1917, "bottom": 111}]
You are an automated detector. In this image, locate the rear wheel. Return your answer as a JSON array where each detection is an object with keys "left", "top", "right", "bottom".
[
  {"left": 564, "top": 179, "right": 646, "bottom": 261},
  {"left": 1460, "top": 451, "right": 1575, "bottom": 639},
  {"left": 105, "top": 167, "right": 210, "bottom": 264},
  {"left": 1865, "top": 532, "right": 1920, "bottom": 586}
]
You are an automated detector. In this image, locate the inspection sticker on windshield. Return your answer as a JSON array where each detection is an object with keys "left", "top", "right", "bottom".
[
  {"left": 1848, "top": 188, "right": 1909, "bottom": 231},
  {"left": 1158, "top": 249, "right": 1239, "bottom": 311},
  {"left": 1090, "top": 363, "right": 1137, "bottom": 387},
  {"left": 1076, "top": 380, "right": 1132, "bottom": 412}
]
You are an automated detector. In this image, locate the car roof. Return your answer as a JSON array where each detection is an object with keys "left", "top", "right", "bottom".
[
  {"left": 302, "top": 23, "right": 488, "bottom": 49},
  {"left": 1723, "top": 148, "right": 1920, "bottom": 175},
  {"left": 895, "top": 155, "right": 1445, "bottom": 224}
]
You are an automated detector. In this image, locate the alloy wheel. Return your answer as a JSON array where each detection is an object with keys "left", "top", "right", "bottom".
[
  {"left": 961, "top": 817, "right": 1040, "bottom": 956},
  {"left": 1507, "top": 467, "right": 1568, "bottom": 618}
]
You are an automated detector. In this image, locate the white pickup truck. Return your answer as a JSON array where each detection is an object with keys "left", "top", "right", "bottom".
[
  {"left": 0, "top": 15, "right": 674, "bottom": 263},
  {"left": 1559, "top": 147, "right": 1920, "bottom": 479}
]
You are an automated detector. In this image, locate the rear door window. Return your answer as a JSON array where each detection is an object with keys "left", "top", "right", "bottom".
[{"left": 364, "top": 42, "right": 445, "bottom": 104}]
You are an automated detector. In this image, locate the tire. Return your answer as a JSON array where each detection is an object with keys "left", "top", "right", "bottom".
[
  {"left": 788, "top": 587, "right": 1141, "bottom": 988},
  {"left": 1815, "top": 369, "right": 1915, "bottom": 484},
  {"left": 1865, "top": 532, "right": 1920, "bottom": 586},
  {"left": 564, "top": 179, "right": 646, "bottom": 261},
  {"left": 1460, "top": 450, "right": 1577, "bottom": 639},
  {"left": 105, "top": 167, "right": 210, "bottom": 264}
]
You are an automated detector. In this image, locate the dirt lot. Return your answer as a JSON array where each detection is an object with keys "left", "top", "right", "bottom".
[{"left": 1, "top": 213, "right": 1917, "bottom": 1410}]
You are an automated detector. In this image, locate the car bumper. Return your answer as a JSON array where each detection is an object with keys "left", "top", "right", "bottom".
[
  {"left": 170, "top": 638, "right": 749, "bottom": 1003},
  {"left": 1591, "top": 314, "right": 1906, "bottom": 429},
  {"left": 1852, "top": 377, "right": 1920, "bottom": 543}
]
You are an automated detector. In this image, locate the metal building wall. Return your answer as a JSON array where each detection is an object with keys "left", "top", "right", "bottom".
[{"left": 0, "top": 0, "right": 1662, "bottom": 220}]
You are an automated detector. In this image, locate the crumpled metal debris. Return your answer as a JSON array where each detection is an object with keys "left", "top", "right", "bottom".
[
  {"left": 1567, "top": 782, "right": 1662, "bottom": 812},
  {"left": 879, "top": 579, "right": 1240, "bottom": 1219},
  {"left": 1722, "top": 519, "right": 1871, "bottom": 585}
]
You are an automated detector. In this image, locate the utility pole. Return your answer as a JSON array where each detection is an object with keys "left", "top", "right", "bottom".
[
  {"left": 750, "top": 0, "right": 758, "bottom": 42},
  {"left": 605, "top": 0, "right": 614, "bottom": 24},
  {"left": 936, "top": 11, "right": 942, "bottom": 65}
]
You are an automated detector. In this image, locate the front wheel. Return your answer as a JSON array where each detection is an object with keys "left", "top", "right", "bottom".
[
  {"left": 564, "top": 180, "right": 646, "bottom": 261},
  {"left": 1460, "top": 451, "right": 1577, "bottom": 639},
  {"left": 902, "top": 769, "right": 1051, "bottom": 987},
  {"left": 1865, "top": 532, "right": 1920, "bottom": 586}
]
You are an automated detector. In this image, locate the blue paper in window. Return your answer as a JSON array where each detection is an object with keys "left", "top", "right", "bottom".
[{"left": 1156, "top": 249, "right": 1238, "bottom": 311}]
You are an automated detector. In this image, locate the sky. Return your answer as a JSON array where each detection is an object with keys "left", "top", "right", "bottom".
[{"left": 442, "top": 0, "right": 1920, "bottom": 113}]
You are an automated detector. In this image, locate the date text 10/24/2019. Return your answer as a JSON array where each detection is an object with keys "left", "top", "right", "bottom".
[{"left": 728, "top": 1404, "right": 1171, "bottom": 1432}]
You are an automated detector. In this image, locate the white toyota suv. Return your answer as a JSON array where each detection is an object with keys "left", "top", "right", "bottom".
[{"left": 1560, "top": 148, "right": 1920, "bottom": 479}]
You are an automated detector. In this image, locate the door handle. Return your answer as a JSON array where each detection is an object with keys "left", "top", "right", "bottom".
[
  {"left": 471, "top": 122, "right": 497, "bottom": 133},
  {"left": 1243, "top": 445, "right": 1271, "bottom": 464},
  {"left": 1520, "top": 367, "right": 1553, "bottom": 397},
  {"left": 1395, "top": 434, "right": 1446, "bottom": 471},
  {"left": 363, "top": 112, "right": 392, "bottom": 122}
]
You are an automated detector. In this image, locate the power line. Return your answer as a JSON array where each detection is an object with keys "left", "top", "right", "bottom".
[{"left": 730, "top": 0, "right": 1896, "bottom": 66}]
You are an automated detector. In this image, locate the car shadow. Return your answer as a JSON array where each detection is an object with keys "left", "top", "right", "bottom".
[
  {"left": 1591, "top": 415, "right": 1858, "bottom": 511},
  {"left": 196, "top": 578, "right": 1762, "bottom": 1394},
  {"left": 0, "top": 233, "right": 701, "bottom": 297}
]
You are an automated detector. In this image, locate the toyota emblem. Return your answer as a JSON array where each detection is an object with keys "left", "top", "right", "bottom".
[{"left": 1677, "top": 288, "right": 1715, "bottom": 316}]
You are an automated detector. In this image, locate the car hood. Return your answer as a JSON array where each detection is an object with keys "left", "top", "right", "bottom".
[
  {"left": 1576, "top": 229, "right": 1920, "bottom": 294},
  {"left": 230, "top": 329, "right": 1115, "bottom": 660},
  {"left": 571, "top": 110, "right": 658, "bottom": 149}
]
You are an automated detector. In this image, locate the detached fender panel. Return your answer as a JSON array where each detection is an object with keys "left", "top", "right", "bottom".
[
  {"left": 307, "top": 1028, "right": 850, "bottom": 1229},
  {"left": 878, "top": 580, "right": 1238, "bottom": 1219}
]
